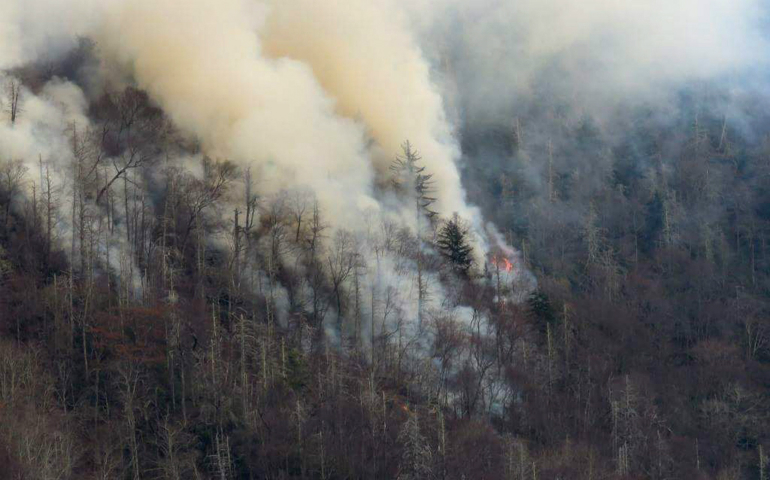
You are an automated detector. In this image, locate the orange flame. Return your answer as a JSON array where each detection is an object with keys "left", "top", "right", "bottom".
[{"left": 492, "top": 255, "right": 514, "bottom": 273}]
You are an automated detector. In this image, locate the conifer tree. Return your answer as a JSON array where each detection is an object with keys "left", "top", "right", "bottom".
[
  {"left": 390, "top": 141, "right": 437, "bottom": 220},
  {"left": 391, "top": 141, "right": 437, "bottom": 326},
  {"left": 436, "top": 214, "right": 474, "bottom": 276}
]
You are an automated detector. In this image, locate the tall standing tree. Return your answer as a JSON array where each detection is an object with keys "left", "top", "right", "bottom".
[
  {"left": 0, "top": 159, "right": 27, "bottom": 228},
  {"left": 391, "top": 141, "right": 437, "bottom": 326},
  {"left": 390, "top": 141, "right": 437, "bottom": 221},
  {"left": 397, "top": 413, "right": 433, "bottom": 480},
  {"left": 5, "top": 79, "right": 22, "bottom": 124},
  {"left": 436, "top": 214, "right": 474, "bottom": 277}
]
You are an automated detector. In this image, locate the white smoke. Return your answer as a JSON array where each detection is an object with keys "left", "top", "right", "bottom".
[
  {"left": 260, "top": 0, "right": 476, "bottom": 222},
  {"left": 93, "top": 0, "right": 379, "bottom": 225},
  {"left": 0, "top": 0, "right": 103, "bottom": 71},
  {"left": 0, "top": 76, "right": 87, "bottom": 235},
  {"left": 4, "top": 0, "right": 489, "bottom": 250},
  {"left": 409, "top": 0, "right": 770, "bottom": 122},
  {"left": 3, "top": 0, "right": 763, "bottom": 273},
  {"left": 0, "top": 72, "right": 146, "bottom": 293}
]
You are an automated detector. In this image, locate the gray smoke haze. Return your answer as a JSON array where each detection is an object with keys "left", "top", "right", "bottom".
[
  {"left": 4, "top": 0, "right": 768, "bottom": 239},
  {"left": 3, "top": 0, "right": 770, "bottom": 290},
  {"left": 409, "top": 0, "right": 770, "bottom": 126},
  {"left": 2, "top": 0, "right": 768, "bottom": 366}
]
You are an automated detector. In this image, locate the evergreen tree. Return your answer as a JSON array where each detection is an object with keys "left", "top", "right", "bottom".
[
  {"left": 391, "top": 141, "right": 437, "bottom": 220},
  {"left": 392, "top": 141, "right": 437, "bottom": 326},
  {"left": 642, "top": 190, "right": 664, "bottom": 253},
  {"left": 527, "top": 291, "right": 556, "bottom": 334},
  {"left": 437, "top": 214, "right": 474, "bottom": 276}
]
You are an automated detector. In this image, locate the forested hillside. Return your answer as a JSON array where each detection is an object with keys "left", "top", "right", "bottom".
[{"left": 2, "top": 0, "right": 770, "bottom": 479}]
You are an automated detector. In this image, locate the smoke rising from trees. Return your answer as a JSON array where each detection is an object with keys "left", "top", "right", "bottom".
[
  {"left": 2, "top": 1, "right": 770, "bottom": 478},
  {"left": 3, "top": 0, "right": 767, "bottom": 243}
]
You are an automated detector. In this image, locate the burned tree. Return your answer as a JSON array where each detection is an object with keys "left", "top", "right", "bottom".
[{"left": 4, "top": 79, "right": 22, "bottom": 124}]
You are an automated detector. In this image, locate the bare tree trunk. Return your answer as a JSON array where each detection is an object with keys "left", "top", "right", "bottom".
[
  {"left": 233, "top": 209, "right": 240, "bottom": 290},
  {"left": 45, "top": 162, "right": 53, "bottom": 264},
  {"left": 6, "top": 79, "right": 21, "bottom": 124},
  {"left": 240, "top": 314, "right": 248, "bottom": 417}
]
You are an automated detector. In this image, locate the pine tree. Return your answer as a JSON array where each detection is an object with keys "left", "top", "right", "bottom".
[
  {"left": 436, "top": 214, "right": 473, "bottom": 276},
  {"left": 391, "top": 141, "right": 437, "bottom": 219},
  {"left": 527, "top": 291, "right": 555, "bottom": 332},
  {"left": 391, "top": 141, "right": 437, "bottom": 326}
]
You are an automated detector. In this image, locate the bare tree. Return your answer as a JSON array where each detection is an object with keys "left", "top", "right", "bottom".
[
  {"left": 4, "top": 78, "right": 22, "bottom": 124},
  {"left": 289, "top": 188, "right": 312, "bottom": 243},
  {"left": 305, "top": 199, "right": 327, "bottom": 258},
  {"left": 397, "top": 413, "right": 433, "bottom": 480},
  {"left": 40, "top": 157, "right": 58, "bottom": 263},
  {"left": 327, "top": 229, "right": 356, "bottom": 332},
  {"left": 242, "top": 167, "right": 258, "bottom": 235},
  {"left": 0, "top": 158, "right": 28, "bottom": 227},
  {"left": 96, "top": 88, "right": 166, "bottom": 205},
  {"left": 262, "top": 191, "right": 289, "bottom": 264},
  {"left": 390, "top": 141, "right": 436, "bottom": 327},
  {"left": 178, "top": 157, "right": 237, "bottom": 249},
  {"left": 117, "top": 362, "right": 144, "bottom": 480},
  {"left": 390, "top": 141, "right": 437, "bottom": 220},
  {"left": 303, "top": 200, "right": 329, "bottom": 328}
]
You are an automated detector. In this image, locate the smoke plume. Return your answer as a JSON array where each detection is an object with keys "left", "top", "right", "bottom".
[
  {"left": 413, "top": 0, "right": 769, "bottom": 125},
  {"left": 3, "top": 0, "right": 479, "bottom": 253},
  {"left": 3, "top": 0, "right": 769, "bottom": 311}
]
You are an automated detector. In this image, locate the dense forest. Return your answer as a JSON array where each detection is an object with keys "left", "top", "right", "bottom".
[{"left": 3, "top": 1, "right": 770, "bottom": 479}]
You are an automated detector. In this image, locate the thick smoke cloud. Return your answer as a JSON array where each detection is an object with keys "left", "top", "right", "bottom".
[
  {"left": 3, "top": 0, "right": 481, "bottom": 248},
  {"left": 95, "top": 0, "right": 379, "bottom": 226},
  {"left": 0, "top": 0, "right": 103, "bottom": 70},
  {"left": 5, "top": 0, "right": 769, "bottom": 129},
  {"left": 3, "top": 0, "right": 769, "bottom": 262},
  {"left": 410, "top": 0, "right": 770, "bottom": 124},
  {"left": 260, "top": 0, "right": 474, "bottom": 222}
]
